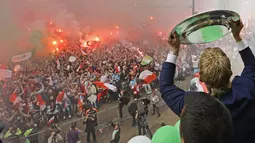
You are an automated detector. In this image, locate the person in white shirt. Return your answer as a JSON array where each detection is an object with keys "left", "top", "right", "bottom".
[
  {"left": 151, "top": 90, "right": 160, "bottom": 117},
  {"left": 192, "top": 55, "right": 199, "bottom": 70},
  {"left": 100, "top": 73, "right": 108, "bottom": 83}
]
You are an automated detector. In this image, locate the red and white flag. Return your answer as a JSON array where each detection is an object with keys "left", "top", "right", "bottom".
[
  {"left": 9, "top": 93, "right": 22, "bottom": 104},
  {"left": 93, "top": 81, "right": 117, "bottom": 92},
  {"left": 47, "top": 116, "right": 55, "bottom": 126},
  {"left": 115, "top": 66, "right": 121, "bottom": 73},
  {"left": 56, "top": 91, "right": 67, "bottom": 103},
  {"left": 36, "top": 94, "right": 46, "bottom": 110},
  {"left": 139, "top": 70, "right": 157, "bottom": 84}
]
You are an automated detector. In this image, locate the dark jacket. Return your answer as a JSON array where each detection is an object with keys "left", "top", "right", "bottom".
[
  {"left": 119, "top": 96, "right": 130, "bottom": 105},
  {"left": 160, "top": 47, "right": 255, "bottom": 143},
  {"left": 110, "top": 123, "right": 120, "bottom": 143},
  {"left": 85, "top": 118, "right": 96, "bottom": 132},
  {"left": 128, "top": 102, "right": 137, "bottom": 116},
  {"left": 110, "top": 130, "right": 120, "bottom": 143}
]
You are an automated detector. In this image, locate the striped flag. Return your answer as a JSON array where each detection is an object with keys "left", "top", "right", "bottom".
[
  {"left": 9, "top": 93, "right": 22, "bottom": 104},
  {"left": 47, "top": 116, "right": 55, "bottom": 126}
]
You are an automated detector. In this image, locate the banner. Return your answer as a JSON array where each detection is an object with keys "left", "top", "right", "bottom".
[
  {"left": 0, "top": 69, "right": 12, "bottom": 80},
  {"left": 11, "top": 52, "right": 33, "bottom": 63}
]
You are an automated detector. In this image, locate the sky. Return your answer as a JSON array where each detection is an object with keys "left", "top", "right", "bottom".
[{"left": 0, "top": 0, "right": 253, "bottom": 63}]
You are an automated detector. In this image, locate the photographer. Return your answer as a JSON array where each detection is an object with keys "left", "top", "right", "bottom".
[
  {"left": 118, "top": 90, "right": 130, "bottom": 118},
  {"left": 83, "top": 112, "right": 97, "bottom": 143},
  {"left": 150, "top": 90, "right": 160, "bottom": 117},
  {"left": 128, "top": 98, "right": 138, "bottom": 127},
  {"left": 48, "top": 124, "right": 63, "bottom": 143},
  {"left": 135, "top": 98, "right": 152, "bottom": 138}
]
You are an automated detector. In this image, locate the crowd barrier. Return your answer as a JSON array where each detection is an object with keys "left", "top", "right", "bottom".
[{"left": 3, "top": 99, "right": 166, "bottom": 143}]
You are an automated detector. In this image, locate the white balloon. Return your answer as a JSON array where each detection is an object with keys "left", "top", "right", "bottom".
[{"left": 128, "top": 136, "right": 151, "bottom": 143}]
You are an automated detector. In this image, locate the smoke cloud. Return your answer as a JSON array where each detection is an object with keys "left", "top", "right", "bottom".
[{"left": 0, "top": 0, "right": 254, "bottom": 69}]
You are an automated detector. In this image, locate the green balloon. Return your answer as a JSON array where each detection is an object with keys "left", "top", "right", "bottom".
[
  {"left": 174, "top": 120, "right": 181, "bottom": 133},
  {"left": 152, "top": 125, "right": 181, "bottom": 143}
]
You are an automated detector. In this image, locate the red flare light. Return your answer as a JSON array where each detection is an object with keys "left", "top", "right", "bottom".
[
  {"left": 95, "top": 37, "right": 100, "bottom": 41},
  {"left": 52, "top": 41, "right": 57, "bottom": 45}
]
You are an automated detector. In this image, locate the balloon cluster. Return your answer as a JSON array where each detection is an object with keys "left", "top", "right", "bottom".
[{"left": 127, "top": 120, "right": 181, "bottom": 143}]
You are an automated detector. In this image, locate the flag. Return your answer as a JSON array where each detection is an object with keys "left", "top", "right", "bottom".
[
  {"left": 77, "top": 99, "right": 83, "bottom": 111},
  {"left": 47, "top": 116, "right": 54, "bottom": 126},
  {"left": 115, "top": 66, "right": 121, "bottom": 73},
  {"left": 141, "top": 55, "right": 153, "bottom": 66},
  {"left": 11, "top": 52, "right": 33, "bottom": 63},
  {"left": 0, "top": 64, "right": 8, "bottom": 70},
  {"left": 36, "top": 94, "right": 46, "bottom": 110},
  {"left": 93, "top": 81, "right": 117, "bottom": 91},
  {"left": 56, "top": 91, "right": 67, "bottom": 103},
  {"left": 0, "top": 70, "right": 12, "bottom": 81},
  {"left": 139, "top": 70, "right": 157, "bottom": 84},
  {"left": 9, "top": 93, "right": 22, "bottom": 104}
]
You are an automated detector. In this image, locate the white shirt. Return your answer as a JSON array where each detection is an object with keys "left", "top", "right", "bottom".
[
  {"left": 192, "top": 55, "right": 198, "bottom": 68},
  {"left": 100, "top": 75, "right": 108, "bottom": 83},
  {"left": 151, "top": 95, "right": 159, "bottom": 104}
]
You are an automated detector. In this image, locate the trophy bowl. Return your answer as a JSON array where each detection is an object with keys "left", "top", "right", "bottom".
[{"left": 171, "top": 10, "right": 240, "bottom": 44}]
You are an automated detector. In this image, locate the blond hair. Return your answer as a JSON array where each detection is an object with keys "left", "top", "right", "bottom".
[{"left": 199, "top": 47, "right": 232, "bottom": 97}]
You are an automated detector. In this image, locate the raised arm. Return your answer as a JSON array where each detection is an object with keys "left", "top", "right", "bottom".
[
  {"left": 230, "top": 20, "right": 255, "bottom": 83},
  {"left": 237, "top": 41, "right": 255, "bottom": 78},
  {"left": 159, "top": 32, "right": 185, "bottom": 116}
]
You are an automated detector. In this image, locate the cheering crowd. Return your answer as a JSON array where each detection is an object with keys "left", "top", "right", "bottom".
[
  {"left": 1, "top": 13, "right": 255, "bottom": 143},
  {"left": 0, "top": 34, "right": 181, "bottom": 142}
]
